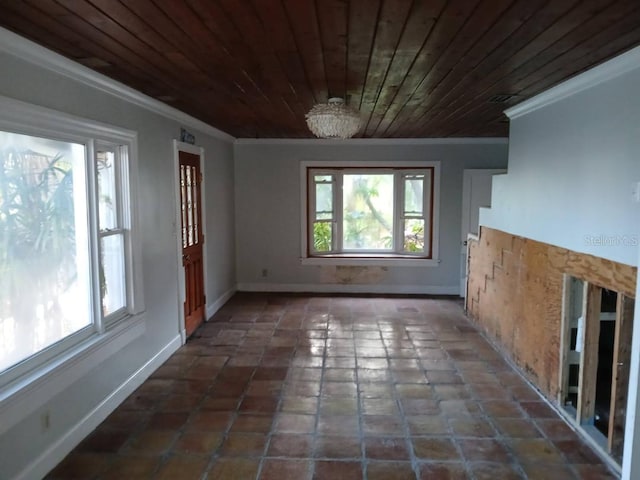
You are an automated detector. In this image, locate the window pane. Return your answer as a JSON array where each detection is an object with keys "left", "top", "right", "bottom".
[
  {"left": 313, "top": 222, "right": 332, "bottom": 252},
  {"left": 403, "top": 219, "right": 425, "bottom": 252},
  {"left": 343, "top": 174, "right": 394, "bottom": 250},
  {"left": 404, "top": 175, "right": 423, "bottom": 214},
  {"left": 0, "top": 131, "right": 91, "bottom": 374},
  {"left": 186, "top": 166, "right": 193, "bottom": 246},
  {"left": 97, "top": 150, "right": 117, "bottom": 231},
  {"left": 315, "top": 182, "right": 332, "bottom": 214},
  {"left": 101, "top": 234, "right": 126, "bottom": 316},
  {"left": 315, "top": 175, "right": 332, "bottom": 182},
  {"left": 180, "top": 166, "right": 186, "bottom": 248}
]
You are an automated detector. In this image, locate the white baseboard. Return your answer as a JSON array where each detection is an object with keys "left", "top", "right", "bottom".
[
  {"left": 0, "top": 315, "right": 145, "bottom": 437},
  {"left": 16, "top": 335, "right": 182, "bottom": 480},
  {"left": 206, "top": 287, "right": 237, "bottom": 320},
  {"left": 236, "top": 283, "right": 459, "bottom": 296}
]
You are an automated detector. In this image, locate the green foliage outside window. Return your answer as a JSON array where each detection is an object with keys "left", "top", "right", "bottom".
[{"left": 313, "top": 221, "right": 332, "bottom": 252}]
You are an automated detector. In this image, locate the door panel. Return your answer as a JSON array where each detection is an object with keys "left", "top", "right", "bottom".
[{"left": 179, "top": 151, "right": 205, "bottom": 337}]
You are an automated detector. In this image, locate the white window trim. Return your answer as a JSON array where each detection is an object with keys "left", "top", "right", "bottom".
[
  {"left": 0, "top": 95, "right": 145, "bottom": 426},
  {"left": 300, "top": 160, "right": 440, "bottom": 267}
]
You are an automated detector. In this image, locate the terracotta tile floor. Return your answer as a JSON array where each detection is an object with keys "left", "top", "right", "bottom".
[{"left": 47, "top": 293, "right": 617, "bottom": 479}]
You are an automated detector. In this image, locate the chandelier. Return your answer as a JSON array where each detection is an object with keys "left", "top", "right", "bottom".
[{"left": 305, "top": 97, "right": 362, "bottom": 139}]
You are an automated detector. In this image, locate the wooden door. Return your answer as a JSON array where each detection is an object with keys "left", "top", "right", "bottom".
[{"left": 179, "top": 151, "right": 205, "bottom": 337}]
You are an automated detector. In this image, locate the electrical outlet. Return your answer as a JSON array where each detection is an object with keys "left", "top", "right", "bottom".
[
  {"left": 41, "top": 411, "right": 51, "bottom": 432},
  {"left": 261, "top": 268, "right": 268, "bottom": 278}
]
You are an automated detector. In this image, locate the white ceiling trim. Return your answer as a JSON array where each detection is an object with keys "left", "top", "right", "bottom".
[
  {"left": 0, "top": 27, "right": 235, "bottom": 144},
  {"left": 506, "top": 44, "right": 640, "bottom": 120}
]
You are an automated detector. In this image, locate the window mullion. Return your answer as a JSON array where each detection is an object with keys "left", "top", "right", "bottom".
[
  {"left": 87, "top": 140, "right": 105, "bottom": 333},
  {"left": 335, "top": 173, "right": 343, "bottom": 253},
  {"left": 395, "top": 173, "right": 403, "bottom": 254},
  {"left": 423, "top": 170, "right": 432, "bottom": 256},
  {"left": 308, "top": 171, "right": 315, "bottom": 254}
]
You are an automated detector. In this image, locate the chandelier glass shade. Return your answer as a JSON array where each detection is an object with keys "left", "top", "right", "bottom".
[{"left": 305, "top": 97, "right": 361, "bottom": 139}]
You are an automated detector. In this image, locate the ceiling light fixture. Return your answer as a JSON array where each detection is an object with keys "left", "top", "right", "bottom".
[{"left": 305, "top": 97, "right": 361, "bottom": 139}]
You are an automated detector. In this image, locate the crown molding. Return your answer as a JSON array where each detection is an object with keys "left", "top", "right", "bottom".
[
  {"left": 506, "top": 45, "right": 640, "bottom": 120},
  {"left": 0, "top": 27, "right": 235, "bottom": 144},
  {"left": 234, "top": 137, "right": 508, "bottom": 146}
]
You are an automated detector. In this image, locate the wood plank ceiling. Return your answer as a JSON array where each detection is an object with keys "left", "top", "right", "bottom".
[{"left": 1, "top": 0, "right": 639, "bottom": 138}]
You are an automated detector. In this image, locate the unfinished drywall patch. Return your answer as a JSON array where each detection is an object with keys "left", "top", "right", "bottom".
[
  {"left": 467, "top": 227, "right": 636, "bottom": 400},
  {"left": 319, "top": 266, "right": 388, "bottom": 284}
]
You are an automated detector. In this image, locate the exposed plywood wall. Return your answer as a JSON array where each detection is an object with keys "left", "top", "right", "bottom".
[{"left": 467, "top": 227, "right": 637, "bottom": 400}]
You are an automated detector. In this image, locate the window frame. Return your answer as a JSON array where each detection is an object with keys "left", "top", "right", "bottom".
[
  {"left": 0, "top": 95, "right": 144, "bottom": 391},
  {"left": 300, "top": 160, "right": 440, "bottom": 267}
]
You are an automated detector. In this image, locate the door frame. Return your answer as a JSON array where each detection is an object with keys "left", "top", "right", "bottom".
[
  {"left": 173, "top": 140, "right": 208, "bottom": 343},
  {"left": 460, "top": 169, "right": 506, "bottom": 297}
]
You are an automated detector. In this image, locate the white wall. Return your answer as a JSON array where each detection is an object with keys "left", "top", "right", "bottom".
[
  {"left": 480, "top": 46, "right": 640, "bottom": 267},
  {"left": 234, "top": 139, "right": 508, "bottom": 294},
  {"left": 478, "top": 46, "right": 640, "bottom": 478},
  {"left": 0, "top": 33, "right": 235, "bottom": 479}
]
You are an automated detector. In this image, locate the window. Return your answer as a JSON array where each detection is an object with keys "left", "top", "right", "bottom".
[
  {"left": 0, "top": 98, "right": 142, "bottom": 386},
  {"left": 302, "top": 162, "right": 439, "bottom": 266}
]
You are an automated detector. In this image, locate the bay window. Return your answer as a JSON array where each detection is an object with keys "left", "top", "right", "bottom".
[{"left": 302, "top": 162, "right": 439, "bottom": 266}]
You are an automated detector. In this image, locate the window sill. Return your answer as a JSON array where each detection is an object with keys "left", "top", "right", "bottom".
[
  {"left": 301, "top": 255, "right": 439, "bottom": 267},
  {"left": 0, "top": 312, "right": 146, "bottom": 436}
]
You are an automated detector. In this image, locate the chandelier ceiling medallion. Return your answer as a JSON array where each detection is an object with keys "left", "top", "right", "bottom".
[{"left": 305, "top": 97, "right": 362, "bottom": 139}]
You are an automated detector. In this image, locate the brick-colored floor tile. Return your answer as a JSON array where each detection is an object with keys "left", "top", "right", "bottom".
[
  {"left": 317, "top": 415, "right": 360, "bottom": 436},
  {"left": 418, "top": 462, "right": 468, "bottom": 480},
  {"left": 534, "top": 418, "right": 579, "bottom": 440},
  {"left": 412, "top": 438, "right": 460, "bottom": 461},
  {"left": 520, "top": 462, "right": 577, "bottom": 479},
  {"left": 230, "top": 414, "right": 273, "bottom": 433},
  {"left": 47, "top": 453, "right": 111, "bottom": 479},
  {"left": 43, "top": 294, "right": 618, "bottom": 480},
  {"left": 314, "top": 435, "right": 362, "bottom": 459},
  {"left": 468, "top": 462, "right": 524, "bottom": 479},
  {"left": 481, "top": 400, "right": 524, "bottom": 418},
  {"left": 77, "top": 429, "right": 130, "bottom": 453},
  {"left": 206, "top": 457, "right": 260, "bottom": 479},
  {"left": 280, "top": 396, "right": 319, "bottom": 414},
  {"left": 367, "top": 461, "right": 416, "bottom": 480},
  {"left": 260, "top": 459, "right": 312, "bottom": 479},
  {"left": 321, "top": 381, "right": 357, "bottom": 397},
  {"left": 449, "top": 418, "right": 496, "bottom": 438},
  {"left": 406, "top": 415, "right": 449, "bottom": 435},
  {"left": 267, "top": 434, "right": 314, "bottom": 457},
  {"left": 507, "top": 438, "right": 565, "bottom": 464},
  {"left": 274, "top": 413, "right": 316, "bottom": 433},
  {"left": 458, "top": 438, "right": 511, "bottom": 462},
  {"left": 125, "top": 430, "right": 177, "bottom": 455},
  {"left": 220, "top": 433, "right": 268, "bottom": 457},
  {"left": 173, "top": 431, "right": 223, "bottom": 455},
  {"left": 154, "top": 455, "right": 208, "bottom": 480},
  {"left": 364, "top": 436, "right": 411, "bottom": 460},
  {"left": 492, "top": 418, "right": 541, "bottom": 438},
  {"left": 363, "top": 415, "right": 404, "bottom": 436},
  {"left": 313, "top": 460, "right": 362, "bottom": 480},
  {"left": 571, "top": 464, "right": 618, "bottom": 479},
  {"left": 99, "top": 455, "right": 160, "bottom": 479},
  {"left": 186, "top": 411, "right": 234, "bottom": 431}
]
